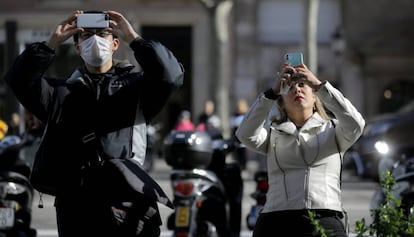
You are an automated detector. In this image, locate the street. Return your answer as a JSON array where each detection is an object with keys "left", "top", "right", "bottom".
[{"left": 30, "top": 157, "right": 377, "bottom": 237}]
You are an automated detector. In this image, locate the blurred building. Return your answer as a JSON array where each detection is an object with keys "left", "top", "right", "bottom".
[{"left": 0, "top": 0, "right": 413, "bottom": 134}]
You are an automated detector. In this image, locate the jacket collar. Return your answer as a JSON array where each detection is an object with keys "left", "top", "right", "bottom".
[
  {"left": 275, "top": 113, "right": 325, "bottom": 135},
  {"left": 66, "top": 70, "right": 85, "bottom": 86},
  {"left": 66, "top": 59, "right": 135, "bottom": 87}
]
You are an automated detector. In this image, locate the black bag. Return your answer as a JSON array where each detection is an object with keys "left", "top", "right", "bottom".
[
  {"left": 29, "top": 88, "right": 97, "bottom": 196},
  {"left": 29, "top": 123, "right": 61, "bottom": 196},
  {"left": 29, "top": 120, "right": 85, "bottom": 196},
  {"left": 30, "top": 145, "right": 58, "bottom": 196},
  {"left": 81, "top": 161, "right": 166, "bottom": 236},
  {"left": 103, "top": 158, "right": 174, "bottom": 209}
]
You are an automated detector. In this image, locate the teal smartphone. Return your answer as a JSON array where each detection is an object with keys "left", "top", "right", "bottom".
[{"left": 284, "top": 52, "right": 303, "bottom": 66}]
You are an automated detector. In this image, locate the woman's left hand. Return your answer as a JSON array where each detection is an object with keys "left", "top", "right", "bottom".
[{"left": 293, "top": 64, "right": 323, "bottom": 91}]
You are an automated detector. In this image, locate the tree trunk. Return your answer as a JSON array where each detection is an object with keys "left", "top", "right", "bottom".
[{"left": 303, "top": 0, "right": 319, "bottom": 73}]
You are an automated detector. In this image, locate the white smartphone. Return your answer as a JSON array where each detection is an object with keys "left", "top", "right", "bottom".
[
  {"left": 77, "top": 13, "right": 110, "bottom": 29},
  {"left": 284, "top": 52, "right": 304, "bottom": 67}
]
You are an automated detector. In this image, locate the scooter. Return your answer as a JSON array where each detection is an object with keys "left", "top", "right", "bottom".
[
  {"left": 163, "top": 130, "right": 238, "bottom": 237},
  {"left": 0, "top": 135, "right": 37, "bottom": 237},
  {"left": 246, "top": 170, "right": 268, "bottom": 231},
  {"left": 370, "top": 147, "right": 414, "bottom": 216}
]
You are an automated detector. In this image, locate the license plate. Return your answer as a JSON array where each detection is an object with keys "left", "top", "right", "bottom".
[
  {"left": 175, "top": 206, "right": 190, "bottom": 227},
  {"left": 0, "top": 208, "right": 14, "bottom": 229}
]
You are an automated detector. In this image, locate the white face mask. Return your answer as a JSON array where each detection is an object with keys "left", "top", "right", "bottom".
[{"left": 79, "top": 35, "right": 113, "bottom": 67}]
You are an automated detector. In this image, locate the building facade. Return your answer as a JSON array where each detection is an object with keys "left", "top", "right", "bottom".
[{"left": 1, "top": 0, "right": 413, "bottom": 136}]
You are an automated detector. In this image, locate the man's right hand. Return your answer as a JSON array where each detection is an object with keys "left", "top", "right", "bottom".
[{"left": 47, "top": 10, "right": 83, "bottom": 50}]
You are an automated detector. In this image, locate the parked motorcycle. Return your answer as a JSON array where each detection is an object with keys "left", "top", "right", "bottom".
[
  {"left": 246, "top": 170, "right": 268, "bottom": 231},
  {"left": 370, "top": 147, "right": 414, "bottom": 216},
  {"left": 163, "top": 130, "right": 241, "bottom": 237},
  {"left": 0, "top": 135, "right": 37, "bottom": 237}
]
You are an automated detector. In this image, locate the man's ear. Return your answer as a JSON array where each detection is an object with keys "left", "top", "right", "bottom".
[{"left": 112, "top": 38, "right": 120, "bottom": 52}]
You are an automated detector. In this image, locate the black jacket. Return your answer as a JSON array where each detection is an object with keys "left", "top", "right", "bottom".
[{"left": 4, "top": 38, "right": 184, "bottom": 195}]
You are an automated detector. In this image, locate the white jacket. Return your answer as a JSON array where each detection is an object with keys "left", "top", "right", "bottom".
[{"left": 236, "top": 82, "right": 365, "bottom": 213}]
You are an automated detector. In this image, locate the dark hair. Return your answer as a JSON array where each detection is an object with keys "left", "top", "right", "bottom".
[
  {"left": 73, "top": 32, "right": 80, "bottom": 43},
  {"left": 73, "top": 10, "right": 116, "bottom": 43}
]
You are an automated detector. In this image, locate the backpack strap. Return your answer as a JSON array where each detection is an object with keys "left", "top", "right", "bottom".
[
  {"left": 331, "top": 119, "right": 349, "bottom": 234},
  {"left": 331, "top": 120, "right": 342, "bottom": 162},
  {"left": 331, "top": 119, "right": 344, "bottom": 187}
]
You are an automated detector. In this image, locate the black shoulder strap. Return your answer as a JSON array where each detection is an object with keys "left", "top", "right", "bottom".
[
  {"left": 331, "top": 120, "right": 342, "bottom": 161},
  {"left": 331, "top": 120, "right": 343, "bottom": 185},
  {"left": 331, "top": 119, "right": 350, "bottom": 233}
]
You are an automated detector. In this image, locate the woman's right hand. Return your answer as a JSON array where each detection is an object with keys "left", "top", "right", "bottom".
[{"left": 272, "top": 63, "right": 296, "bottom": 95}]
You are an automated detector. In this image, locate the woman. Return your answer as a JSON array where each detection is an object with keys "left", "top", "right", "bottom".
[
  {"left": 173, "top": 110, "right": 195, "bottom": 131},
  {"left": 236, "top": 63, "right": 365, "bottom": 236}
]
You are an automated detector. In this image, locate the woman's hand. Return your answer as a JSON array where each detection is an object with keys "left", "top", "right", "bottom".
[
  {"left": 47, "top": 10, "right": 83, "bottom": 49},
  {"left": 272, "top": 63, "right": 296, "bottom": 95},
  {"left": 106, "top": 10, "right": 141, "bottom": 44},
  {"left": 292, "top": 64, "right": 323, "bottom": 91}
]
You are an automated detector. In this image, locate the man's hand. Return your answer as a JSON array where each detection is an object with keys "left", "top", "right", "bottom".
[
  {"left": 47, "top": 10, "right": 83, "bottom": 50},
  {"left": 107, "top": 10, "right": 141, "bottom": 44}
]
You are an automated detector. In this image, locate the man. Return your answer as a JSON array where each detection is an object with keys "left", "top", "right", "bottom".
[{"left": 4, "top": 10, "right": 184, "bottom": 237}]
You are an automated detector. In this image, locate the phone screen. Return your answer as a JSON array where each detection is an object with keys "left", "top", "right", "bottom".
[
  {"left": 284, "top": 53, "right": 303, "bottom": 67},
  {"left": 77, "top": 13, "right": 109, "bottom": 28}
]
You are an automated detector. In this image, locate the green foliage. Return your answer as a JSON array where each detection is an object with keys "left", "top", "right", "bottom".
[
  {"left": 307, "top": 210, "right": 330, "bottom": 237},
  {"left": 309, "top": 170, "right": 414, "bottom": 236},
  {"left": 354, "top": 170, "right": 414, "bottom": 237}
]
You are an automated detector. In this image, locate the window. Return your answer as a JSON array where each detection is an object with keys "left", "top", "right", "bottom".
[{"left": 258, "top": 0, "right": 340, "bottom": 43}]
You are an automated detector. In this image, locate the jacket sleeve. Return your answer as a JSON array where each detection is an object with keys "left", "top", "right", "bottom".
[
  {"left": 4, "top": 42, "right": 55, "bottom": 123},
  {"left": 129, "top": 38, "right": 184, "bottom": 122},
  {"left": 317, "top": 81, "right": 365, "bottom": 150},
  {"left": 235, "top": 93, "right": 276, "bottom": 155}
]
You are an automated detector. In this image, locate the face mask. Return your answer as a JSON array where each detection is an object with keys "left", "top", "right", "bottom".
[{"left": 79, "top": 35, "right": 113, "bottom": 67}]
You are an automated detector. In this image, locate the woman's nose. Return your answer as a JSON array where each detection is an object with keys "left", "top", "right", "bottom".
[{"left": 289, "top": 82, "right": 301, "bottom": 92}]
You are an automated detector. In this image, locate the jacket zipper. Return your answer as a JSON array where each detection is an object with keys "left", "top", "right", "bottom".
[
  {"left": 298, "top": 132, "right": 320, "bottom": 207},
  {"left": 94, "top": 78, "right": 104, "bottom": 100},
  {"left": 272, "top": 143, "right": 289, "bottom": 200}
]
